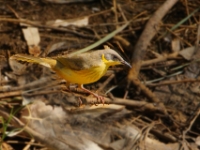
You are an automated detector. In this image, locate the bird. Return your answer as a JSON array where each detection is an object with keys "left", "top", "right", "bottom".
[{"left": 10, "top": 46, "right": 131, "bottom": 103}]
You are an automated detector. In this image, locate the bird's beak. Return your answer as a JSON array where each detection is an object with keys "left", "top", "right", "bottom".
[{"left": 121, "top": 60, "right": 132, "bottom": 68}]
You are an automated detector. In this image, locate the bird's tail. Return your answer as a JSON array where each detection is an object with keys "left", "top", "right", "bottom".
[{"left": 10, "top": 54, "right": 56, "bottom": 68}]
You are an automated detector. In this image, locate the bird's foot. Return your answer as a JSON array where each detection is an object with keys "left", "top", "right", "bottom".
[
  {"left": 79, "top": 85, "right": 105, "bottom": 105},
  {"left": 92, "top": 94, "right": 105, "bottom": 105},
  {"left": 77, "top": 97, "right": 83, "bottom": 106}
]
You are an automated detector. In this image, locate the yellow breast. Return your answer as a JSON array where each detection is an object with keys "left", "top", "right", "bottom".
[{"left": 53, "top": 61, "right": 109, "bottom": 84}]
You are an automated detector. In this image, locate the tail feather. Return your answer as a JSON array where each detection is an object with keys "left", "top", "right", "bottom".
[{"left": 10, "top": 54, "right": 56, "bottom": 68}]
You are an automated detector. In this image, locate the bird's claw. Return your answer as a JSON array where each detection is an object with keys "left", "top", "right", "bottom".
[
  {"left": 77, "top": 97, "right": 82, "bottom": 106},
  {"left": 95, "top": 95, "right": 105, "bottom": 105},
  {"left": 98, "top": 95, "right": 105, "bottom": 104}
]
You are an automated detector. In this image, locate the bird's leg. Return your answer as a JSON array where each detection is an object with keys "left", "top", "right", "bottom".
[
  {"left": 77, "top": 97, "right": 82, "bottom": 106},
  {"left": 79, "top": 84, "right": 104, "bottom": 104}
]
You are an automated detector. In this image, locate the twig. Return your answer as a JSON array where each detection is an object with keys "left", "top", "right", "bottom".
[
  {"left": 0, "top": 18, "right": 96, "bottom": 39},
  {"left": 184, "top": 0, "right": 192, "bottom": 25},
  {"left": 0, "top": 77, "right": 59, "bottom": 92},
  {"left": 1, "top": 86, "right": 167, "bottom": 115},
  {"left": 0, "top": 91, "right": 22, "bottom": 99},
  {"left": 128, "top": 0, "right": 179, "bottom": 110},
  {"left": 129, "top": 0, "right": 179, "bottom": 78},
  {"left": 96, "top": 74, "right": 115, "bottom": 93},
  {"left": 113, "top": 0, "right": 118, "bottom": 29},
  {"left": 181, "top": 109, "right": 200, "bottom": 149},
  {"left": 147, "top": 78, "right": 200, "bottom": 87},
  {"left": 166, "top": 27, "right": 192, "bottom": 46},
  {"left": 141, "top": 52, "right": 179, "bottom": 66}
]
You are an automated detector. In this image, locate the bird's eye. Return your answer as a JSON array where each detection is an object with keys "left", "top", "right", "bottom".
[
  {"left": 104, "top": 53, "right": 112, "bottom": 61},
  {"left": 104, "top": 53, "right": 120, "bottom": 61},
  {"left": 110, "top": 54, "right": 121, "bottom": 61},
  {"left": 113, "top": 55, "right": 119, "bottom": 61}
]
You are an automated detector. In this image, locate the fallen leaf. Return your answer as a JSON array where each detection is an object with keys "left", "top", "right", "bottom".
[
  {"left": 9, "top": 58, "right": 26, "bottom": 75},
  {"left": 22, "top": 27, "right": 40, "bottom": 46},
  {"left": 195, "top": 136, "right": 200, "bottom": 146},
  {"left": 171, "top": 38, "right": 181, "bottom": 52},
  {"left": 46, "top": 17, "right": 89, "bottom": 27},
  {"left": 22, "top": 27, "right": 41, "bottom": 56},
  {"left": 46, "top": 41, "right": 67, "bottom": 54},
  {"left": 179, "top": 46, "right": 195, "bottom": 60}
]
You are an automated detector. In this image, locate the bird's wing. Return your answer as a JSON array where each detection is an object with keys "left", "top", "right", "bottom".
[{"left": 56, "top": 53, "right": 102, "bottom": 70}]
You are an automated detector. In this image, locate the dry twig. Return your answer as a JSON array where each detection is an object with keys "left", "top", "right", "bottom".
[{"left": 127, "top": 0, "right": 179, "bottom": 112}]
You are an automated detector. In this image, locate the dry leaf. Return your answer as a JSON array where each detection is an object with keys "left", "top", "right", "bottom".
[
  {"left": 22, "top": 27, "right": 41, "bottom": 56},
  {"left": 179, "top": 46, "right": 195, "bottom": 60},
  {"left": 1, "top": 142, "right": 14, "bottom": 150},
  {"left": 22, "top": 27, "right": 40, "bottom": 46},
  {"left": 21, "top": 100, "right": 103, "bottom": 150},
  {"left": 171, "top": 38, "right": 181, "bottom": 52},
  {"left": 46, "top": 41, "right": 67, "bottom": 54},
  {"left": 44, "top": 0, "right": 94, "bottom": 3},
  {"left": 195, "top": 136, "right": 200, "bottom": 146},
  {"left": 46, "top": 17, "right": 89, "bottom": 27},
  {"left": 9, "top": 58, "right": 26, "bottom": 75}
]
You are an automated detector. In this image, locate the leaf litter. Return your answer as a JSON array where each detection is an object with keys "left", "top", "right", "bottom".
[{"left": 0, "top": 0, "right": 200, "bottom": 150}]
